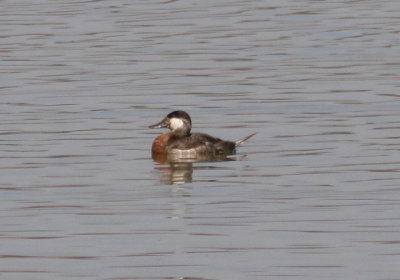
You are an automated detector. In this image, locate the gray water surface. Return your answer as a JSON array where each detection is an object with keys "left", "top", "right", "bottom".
[{"left": 1, "top": 1, "right": 400, "bottom": 279}]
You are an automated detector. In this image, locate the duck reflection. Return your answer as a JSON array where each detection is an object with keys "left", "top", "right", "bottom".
[
  {"left": 155, "top": 162, "right": 193, "bottom": 185},
  {"left": 152, "top": 153, "right": 233, "bottom": 185}
]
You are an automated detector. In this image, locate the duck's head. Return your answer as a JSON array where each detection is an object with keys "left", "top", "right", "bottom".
[{"left": 149, "top": 110, "right": 192, "bottom": 135}]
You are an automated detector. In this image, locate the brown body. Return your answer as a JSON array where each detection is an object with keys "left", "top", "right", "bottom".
[
  {"left": 151, "top": 131, "right": 236, "bottom": 156},
  {"left": 151, "top": 132, "right": 170, "bottom": 155}
]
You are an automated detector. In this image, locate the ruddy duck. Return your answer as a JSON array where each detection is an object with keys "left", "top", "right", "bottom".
[{"left": 149, "top": 110, "right": 257, "bottom": 162}]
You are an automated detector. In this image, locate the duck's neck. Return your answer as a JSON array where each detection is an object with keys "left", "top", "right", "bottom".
[{"left": 171, "top": 128, "right": 191, "bottom": 137}]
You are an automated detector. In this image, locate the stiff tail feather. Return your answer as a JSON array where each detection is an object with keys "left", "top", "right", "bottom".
[{"left": 235, "top": 132, "right": 258, "bottom": 147}]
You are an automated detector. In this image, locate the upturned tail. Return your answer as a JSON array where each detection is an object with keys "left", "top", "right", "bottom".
[{"left": 235, "top": 132, "right": 258, "bottom": 147}]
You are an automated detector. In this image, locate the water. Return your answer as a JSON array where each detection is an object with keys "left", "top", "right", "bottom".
[{"left": 1, "top": 0, "right": 400, "bottom": 279}]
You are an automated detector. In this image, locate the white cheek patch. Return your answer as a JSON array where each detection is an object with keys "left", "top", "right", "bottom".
[{"left": 169, "top": 118, "right": 184, "bottom": 130}]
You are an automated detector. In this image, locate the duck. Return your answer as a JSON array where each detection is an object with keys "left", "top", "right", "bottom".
[{"left": 149, "top": 110, "right": 257, "bottom": 162}]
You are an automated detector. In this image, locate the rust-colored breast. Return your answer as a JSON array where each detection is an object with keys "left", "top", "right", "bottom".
[{"left": 151, "top": 132, "right": 170, "bottom": 154}]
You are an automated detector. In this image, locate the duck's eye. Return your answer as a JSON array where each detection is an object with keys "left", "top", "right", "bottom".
[{"left": 169, "top": 118, "right": 184, "bottom": 130}]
